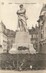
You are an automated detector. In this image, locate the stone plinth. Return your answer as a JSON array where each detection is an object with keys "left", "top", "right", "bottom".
[
  {"left": 9, "top": 31, "right": 36, "bottom": 54},
  {"left": 15, "top": 31, "right": 31, "bottom": 48}
]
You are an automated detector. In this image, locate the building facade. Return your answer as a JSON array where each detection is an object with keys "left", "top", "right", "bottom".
[
  {"left": 37, "top": 4, "right": 46, "bottom": 53},
  {"left": 7, "top": 29, "right": 15, "bottom": 52},
  {"left": 0, "top": 21, "right": 15, "bottom": 53},
  {"left": 28, "top": 26, "right": 39, "bottom": 52},
  {"left": 0, "top": 21, "right": 7, "bottom": 53}
]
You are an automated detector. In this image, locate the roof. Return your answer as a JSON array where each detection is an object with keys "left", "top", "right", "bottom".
[
  {"left": 40, "top": 4, "right": 46, "bottom": 15},
  {"left": 0, "top": 21, "right": 16, "bottom": 37}
]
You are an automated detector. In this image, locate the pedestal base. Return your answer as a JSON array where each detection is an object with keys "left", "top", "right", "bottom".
[{"left": 9, "top": 31, "right": 36, "bottom": 54}]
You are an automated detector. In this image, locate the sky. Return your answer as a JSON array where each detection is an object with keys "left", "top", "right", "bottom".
[{"left": 0, "top": 0, "right": 43, "bottom": 31}]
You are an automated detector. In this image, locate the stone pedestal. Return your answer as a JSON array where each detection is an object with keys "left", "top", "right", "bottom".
[
  {"left": 15, "top": 31, "right": 30, "bottom": 48},
  {"left": 9, "top": 30, "right": 36, "bottom": 54}
]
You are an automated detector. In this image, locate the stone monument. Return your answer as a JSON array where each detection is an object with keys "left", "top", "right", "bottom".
[{"left": 9, "top": 4, "right": 36, "bottom": 54}]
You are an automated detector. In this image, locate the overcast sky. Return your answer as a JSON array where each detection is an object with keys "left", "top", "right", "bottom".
[{"left": 0, "top": 0, "right": 43, "bottom": 31}]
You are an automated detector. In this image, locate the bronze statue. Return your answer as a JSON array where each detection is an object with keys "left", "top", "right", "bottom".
[{"left": 17, "top": 4, "right": 28, "bottom": 32}]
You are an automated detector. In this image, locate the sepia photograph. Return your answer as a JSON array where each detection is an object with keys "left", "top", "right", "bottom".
[{"left": 0, "top": 0, "right": 46, "bottom": 73}]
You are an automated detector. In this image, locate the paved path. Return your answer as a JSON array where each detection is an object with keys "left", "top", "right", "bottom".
[{"left": 0, "top": 70, "right": 46, "bottom": 73}]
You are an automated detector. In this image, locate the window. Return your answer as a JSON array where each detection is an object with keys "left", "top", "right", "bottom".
[
  {"left": 0, "top": 45, "right": 2, "bottom": 47},
  {"left": 41, "top": 34, "right": 43, "bottom": 39}
]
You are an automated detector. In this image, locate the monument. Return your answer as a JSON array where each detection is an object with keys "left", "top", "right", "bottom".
[{"left": 9, "top": 4, "right": 36, "bottom": 54}]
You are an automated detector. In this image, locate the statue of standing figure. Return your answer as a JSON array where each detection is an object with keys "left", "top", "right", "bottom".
[{"left": 17, "top": 4, "right": 28, "bottom": 32}]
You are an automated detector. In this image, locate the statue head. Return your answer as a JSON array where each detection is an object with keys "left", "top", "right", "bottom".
[{"left": 19, "top": 4, "right": 23, "bottom": 9}]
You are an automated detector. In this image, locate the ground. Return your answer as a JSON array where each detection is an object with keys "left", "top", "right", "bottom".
[
  {"left": 0, "top": 53, "right": 46, "bottom": 70},
  {"left": 0, "top": 70, "right": 46, "bottom": 73}
]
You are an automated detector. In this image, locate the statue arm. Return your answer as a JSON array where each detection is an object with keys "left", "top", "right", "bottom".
[{"left": 17, "top": 9, "right": 26, "bottom": 15}]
